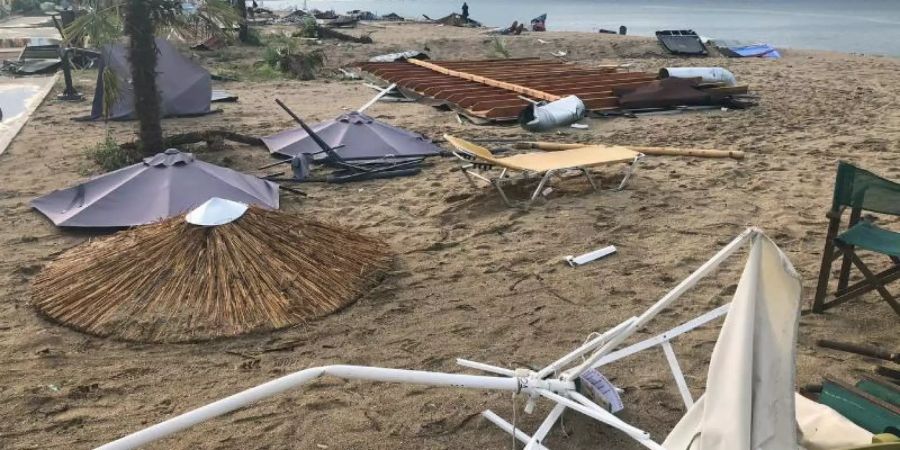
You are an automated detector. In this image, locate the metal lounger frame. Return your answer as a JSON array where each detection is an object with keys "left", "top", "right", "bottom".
[{"left": 450, "top": 148, "right": 644, "bottom": 208}]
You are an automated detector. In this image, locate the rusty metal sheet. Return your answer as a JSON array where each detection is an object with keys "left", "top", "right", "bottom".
[{"left": 357, "top": 59, "right": 660, "bottom": 121}]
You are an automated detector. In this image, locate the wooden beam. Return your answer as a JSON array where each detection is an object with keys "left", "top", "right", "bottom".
[{"left": 407, "top": 58, "right": 563, "bottom": 102}]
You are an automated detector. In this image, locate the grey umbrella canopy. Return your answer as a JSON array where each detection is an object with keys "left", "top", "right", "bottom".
[
  {"left": 262, "top": 111, "right": 442, "bottom": 161},
  {"left": 32, "top": 149, "right": 279, "bottom": 228},
  {"left": 89, "top": 38, "right": 212, "bottom": 120}
]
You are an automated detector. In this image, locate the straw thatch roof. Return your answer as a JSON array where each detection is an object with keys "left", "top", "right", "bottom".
[{"left": 31, "top": 207, "right": 390, "bottom": 343}]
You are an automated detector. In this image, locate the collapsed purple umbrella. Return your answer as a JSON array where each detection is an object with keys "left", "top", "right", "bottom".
[
  {"left": 32, "top": 149, "right": 279, "bottom": 228},
  {"left": 262, "top": 111, "right": 442, "bottom": 161}
]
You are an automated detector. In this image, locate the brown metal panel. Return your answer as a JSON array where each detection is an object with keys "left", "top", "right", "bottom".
[{"left": 357, "top": 59, "right": 669, "bottom": 120}]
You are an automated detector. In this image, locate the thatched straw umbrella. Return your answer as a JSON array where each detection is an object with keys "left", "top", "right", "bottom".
[{"left": 31, "top": 202, "right": 390, "bottom": 343}]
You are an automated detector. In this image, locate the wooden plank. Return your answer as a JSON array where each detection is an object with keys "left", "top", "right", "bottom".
[
  {"left": 408, "top": 58, "right": 563, "bottom": 101},
  {"left": 702, "top": 85, "right": 750, "bottom": 95}
]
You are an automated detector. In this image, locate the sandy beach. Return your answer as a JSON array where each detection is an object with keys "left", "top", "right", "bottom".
[{"left": 0, "top": 22, "right": 898, "bottom": 449}]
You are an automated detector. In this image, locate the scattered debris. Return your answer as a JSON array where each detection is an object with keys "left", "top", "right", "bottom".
[
  {"left": 520, "top": 95, "right": 586, "bottom": 132},
  {"left": 659, "top": 67, "right": 736, "bottom": 86},
  {"left": 263, "top": 105, "right": 440, "bottom": 162},
  {"left": 714, "top": 40, "right": 781, "bottom": 59},
  {"left": 358, "top": 58, "right": 659, "bottom": 122},
  {"left": 428, "top": 13, "right": 481, "bottom": 28},
  {"left": 817, "top": 340, "right": 900, "bottom": 363},
  {"left": 566, "top": 245, "right": 617, "bottom": 267},
  {"left": 265, "top": 99, "right": 427, "bottom": 184},
  {"left": 368, "top": 50, "right": 429, "bottom": 63},
  {"left": 531, "top": 13, "right": 547, "bottom": 32},
  {"left": 656, "top": 30, "right": 708, "bottom": 56}
]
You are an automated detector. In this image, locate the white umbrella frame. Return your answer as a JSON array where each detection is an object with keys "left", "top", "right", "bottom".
[{"left": 97, "top": 228, "right": 764, "bottom": 450}]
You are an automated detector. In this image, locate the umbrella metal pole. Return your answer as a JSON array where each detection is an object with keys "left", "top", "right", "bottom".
[{"left": 97, "top": 365, "right": 574, "bottom": 450}]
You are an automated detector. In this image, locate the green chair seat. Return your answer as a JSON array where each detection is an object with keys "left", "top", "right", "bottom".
[{"left": 838, "top": 222, "right": 900, "bottom": 258}]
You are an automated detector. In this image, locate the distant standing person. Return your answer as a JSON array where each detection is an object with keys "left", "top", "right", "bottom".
[{"left": 461, "top": 2, "right": 469, "bottom": 21}]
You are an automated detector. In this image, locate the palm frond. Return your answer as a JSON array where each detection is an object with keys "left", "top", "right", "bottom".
[
  {"left": 158, "top": 0, "right": 240, "bottom": 41},
  {"left": 100, "top": 62, "right": 120, "bottom": 120},
  {"left": 64, "top": 1, "right": 122, "bottom": 47}
]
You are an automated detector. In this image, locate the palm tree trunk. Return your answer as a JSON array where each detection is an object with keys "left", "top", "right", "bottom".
[
  {"left": 123, "top": 0, "right": 164, "bottom": 155},
  {"left": 236, "top": 0, "right": 249, "bottom": 42}
]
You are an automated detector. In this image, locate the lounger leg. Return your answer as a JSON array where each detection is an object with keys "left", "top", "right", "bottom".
[
  {"left": 528, "top": 171, "right": 555, "bottom": 207},
  {"left": 580, "top": 168, "right": 600, "bottom": 192},
  {"left": 614, "top": 154, "right": 644, "bottom": 191},
  {"left": 492, "top": 179, "right": 515, "bottom": 208}
]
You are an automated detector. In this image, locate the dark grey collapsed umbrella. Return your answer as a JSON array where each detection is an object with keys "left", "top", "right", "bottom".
[
  {"left": 32, "top": 149, "right": 279, "bottom": 228},
  {"left": 90, "top": 38, "right": 212, "bottom": 120},
  {"left": 261, "top": 111, "right": 442, "bottom": 161}
]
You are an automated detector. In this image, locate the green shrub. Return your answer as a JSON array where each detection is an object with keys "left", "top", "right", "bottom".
[
  {"left": 83, "top": 134, "right": 139, "bottom": 172},
  {"left": 244, "top": 27, "right": 264, "bottom": 46},
  {"left": 489, "top": 37, "right": 511, "bottom": 58},
  {"left": 295, "top": 17, "right": 318, "bottom": 38},
  {"left": 263, "top": 40, "right": 326, "bottom": 80}
]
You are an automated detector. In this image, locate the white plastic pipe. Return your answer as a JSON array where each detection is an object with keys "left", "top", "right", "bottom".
[
  {"left": 536, "top": 316, "right": 637, "bottom": 379},
  {"left": 481, "top": 410, "right": 550, "bottom": 450},
  {"left": 566, "top": 245, "right": 617, "bottom": 267},
  {"left": 659, "top": 67, "right": 737, "bottom": 86},
  {"left": 98, "top": 365, "right": 572, "bottom": 450}
]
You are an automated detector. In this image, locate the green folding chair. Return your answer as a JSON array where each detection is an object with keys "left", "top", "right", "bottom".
[{"left": 813, "top": 162, "right": 900, "bottom": 315}]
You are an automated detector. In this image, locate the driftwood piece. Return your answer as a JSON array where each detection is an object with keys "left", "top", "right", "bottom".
[
  {"left": 818, "top": 339, "right": 900, "bottom": 363},
  {"left": 120, "top": 130, "right": 264, "bottom": 151}
]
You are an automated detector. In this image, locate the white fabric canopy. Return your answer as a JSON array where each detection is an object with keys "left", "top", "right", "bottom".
[{"left": 664, "top": 233, "right": 802, "bottom": 450}]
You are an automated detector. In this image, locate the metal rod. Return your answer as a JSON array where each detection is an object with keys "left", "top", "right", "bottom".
[
  {"left": 565, "top": 228, "right": 757, "bottom": 380},
  {"left": 661, "top": 341, "right": 694, "bottom": 409},
  {"left": 99, "top": 366, "right": 574, "bottom": 450},
  {"left": 481, "top": 410, "right": 549, "bottom": 450},
  {"left": 357, "top": 82, "right": 397, "bottom": 113}
]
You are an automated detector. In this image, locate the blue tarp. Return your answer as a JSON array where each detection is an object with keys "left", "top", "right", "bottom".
[
  {"left": 729, "top": 44, "right": 781, "bottom": 59},
  {"left": 715, "top": 40, "right": 781, "bottom": 59}
]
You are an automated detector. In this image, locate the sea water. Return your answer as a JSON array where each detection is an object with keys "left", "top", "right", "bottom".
[{"left": 258, "top": 0, "right": 900, "bottom": 56}]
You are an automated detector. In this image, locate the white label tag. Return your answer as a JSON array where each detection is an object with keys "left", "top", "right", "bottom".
[{"left": 580, "top": 369, "right": 624, "bottom": 413}]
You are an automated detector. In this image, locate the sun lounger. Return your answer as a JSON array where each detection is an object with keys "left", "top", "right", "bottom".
[{"left": 443, "top": 134, "right": 642, "bottom": 207}]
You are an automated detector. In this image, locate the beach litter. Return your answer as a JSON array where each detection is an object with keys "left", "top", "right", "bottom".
[
  {"left": 566, "top": 245, "right": 617, "bottom": 267},
  {"left": 31, "top": 199, "right": 390, "bottom": 343},
  {"left": 656, "top": 29, "right": 708, "bottom": 56},
  {"left": 357, "top": 58, "right": 752, "bottom": 123},
  {"left": 92, "top": 228, "right": 870, "bottom": 450},
  {"left": 261, "top": 99, "right": 426, "bottom": 183}
]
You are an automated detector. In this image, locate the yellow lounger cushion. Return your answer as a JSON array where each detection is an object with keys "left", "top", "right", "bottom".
[{"left": 444, "top": 134, "right": 639, "bottom": 172}]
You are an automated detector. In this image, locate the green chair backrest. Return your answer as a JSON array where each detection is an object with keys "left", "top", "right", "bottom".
[{"left": 833, "top": 162, "right": 900, "bottom": 216}]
